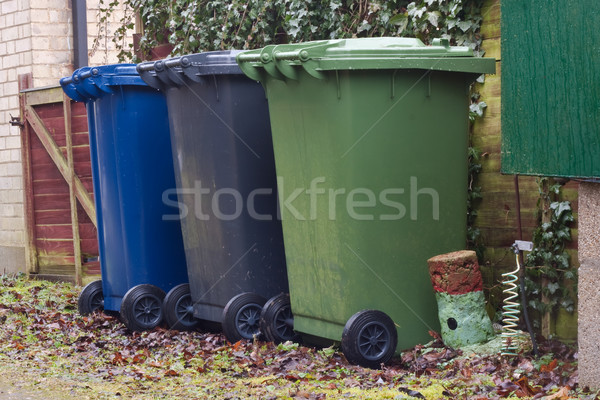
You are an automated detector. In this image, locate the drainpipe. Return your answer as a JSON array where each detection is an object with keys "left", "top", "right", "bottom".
[{"left": 72, "top": 0, "right": 88, "bottom": 69}]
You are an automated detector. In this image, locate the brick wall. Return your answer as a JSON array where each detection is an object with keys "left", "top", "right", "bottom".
[
  {"left": 0, "top": 0, "right": 30, "bottom": 273},
  {"left": 0, "top": 0, "right": 133, "bottom": 274}
]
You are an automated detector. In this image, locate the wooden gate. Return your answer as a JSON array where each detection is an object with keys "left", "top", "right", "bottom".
[{"left": 17, "top": 74, "right": 99, "bottom": 284}]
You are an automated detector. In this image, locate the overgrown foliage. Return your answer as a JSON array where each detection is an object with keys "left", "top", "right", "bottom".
[
  {"left": 93, "top": 0, "right": 486, "bottom": 62},
  {"left": 524, "top": 179, "right": 577, "bottom": 327},
  {"left": 0, "top": 275, "right": 591, "bottom": 399}
]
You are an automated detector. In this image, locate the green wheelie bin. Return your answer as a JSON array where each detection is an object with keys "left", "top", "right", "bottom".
[{"left": 237, "top": 38, "right": 495, "bottom": 368}]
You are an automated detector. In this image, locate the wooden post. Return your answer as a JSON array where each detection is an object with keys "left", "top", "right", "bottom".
[
  {"left": 63, "top": 94, "right": 83, "bottom": 285},
  {"left": 17, "top": 74, "right": 38, "bottom": 275}
]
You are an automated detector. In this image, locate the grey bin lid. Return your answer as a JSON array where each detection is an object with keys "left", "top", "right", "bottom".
[{"left": 137, "top": 50, "right": 246, "bottom": 90}]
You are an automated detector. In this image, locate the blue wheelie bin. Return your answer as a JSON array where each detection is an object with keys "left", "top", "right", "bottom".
[
  {"left": 60, "top": 64, "right": 188, "bottom": 331},
  {"left": 137, "top": 52, "right": 292, "bottom": 343}
]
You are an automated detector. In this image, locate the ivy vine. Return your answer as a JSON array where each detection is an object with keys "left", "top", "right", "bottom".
[
  {"left": 524, "top": 178, "right": 577, "bottom": 324},
  {"left": 467, "top": 88, "right": 487, "bottom": 262},
  {"left": 93, "top": 0, "right": 486, "bottom": 62},
  {"left": 467, "top": 146, "right": 484, "bottom": 261}
]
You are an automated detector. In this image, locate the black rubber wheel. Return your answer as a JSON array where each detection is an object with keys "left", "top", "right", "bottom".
[
  {"left": 260, "top": 293, "right": 300, "bottom": 343},
  {"left": 78, "top": 280, "right": 104, "bottom": 315},
  {"left": 341, "top": 309, "right": 397, "bottom": 369},
  {"left": 163, "top": 283, "right": 200, "bottom": 331},
  {"left": 120, "top": 284, "right": 166, "bottom": 332},
  {"left": 222, "top": 292, "right": 266, "bottom": 343}
]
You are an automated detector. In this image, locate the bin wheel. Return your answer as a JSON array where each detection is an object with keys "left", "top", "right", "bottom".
[
  {"left": 120, "top": 284, "right": 166, "bottom": 332},
  {"left": 163, "top": 283, "right": 200, "bottom": 331},
  {"left": 222, "top": 292, "right": 266, "bottom": 342},
  {"left": 78, "top": 280, "right": 104, "bottom": 315},
  {"left": 260, "top": 293, "right": 300, "bottom": 343},
  {"left": 341, "top": 310, "right": 397, "bottom": 369}
]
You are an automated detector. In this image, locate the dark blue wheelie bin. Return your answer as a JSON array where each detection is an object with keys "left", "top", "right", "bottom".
[
  {"left": 137, "top": 52, "right": 293, "bottom": 343},
  {"left": 60, "top": 64, "right": 188, "bottom": 331}
]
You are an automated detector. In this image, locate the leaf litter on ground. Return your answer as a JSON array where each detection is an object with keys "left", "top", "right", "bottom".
[{"left": 0, "top": 274, "right": 597, "bottom": 399}]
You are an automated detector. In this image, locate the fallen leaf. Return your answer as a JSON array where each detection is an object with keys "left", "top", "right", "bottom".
[
  {"left": 147, "top": 361, "right": 163, "bottom": 368},
  {"left": 540, "top": 359, "right": 558, "bottom": 373},
  {"left": 110, "top": 352, "right": 126, "bottom": 365},
  {"left": 541, "top": 386, "right": 571, "bottom": 400},
  {"left": 398, "top": 387, "right": 425, "bottom": 399},
  {"left": 515, "top": 376, "right": 540, "bottom": 397}
]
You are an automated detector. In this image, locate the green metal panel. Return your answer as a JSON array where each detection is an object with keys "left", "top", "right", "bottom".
[{"left": 501, "top": 0, "right": 600, "bottom": 178}]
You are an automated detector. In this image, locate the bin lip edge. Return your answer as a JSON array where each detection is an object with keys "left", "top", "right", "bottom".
[
  {"left": 60, "top": 63, "right": 151, "bottom": 102},
  {"left": 236, "top": 56, "right": 497, "bottom": 77},
  {"left": 137, "top": 50, "right": 247, "bottom": 76}
]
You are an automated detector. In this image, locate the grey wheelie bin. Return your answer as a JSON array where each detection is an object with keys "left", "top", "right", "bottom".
[{"left": 137, "top": 51, "right": 292, "bottom": 342}]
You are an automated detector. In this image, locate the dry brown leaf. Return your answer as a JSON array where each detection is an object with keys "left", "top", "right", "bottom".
[{"left": 540, "top": 386, "right": 571, "bottom": 400}]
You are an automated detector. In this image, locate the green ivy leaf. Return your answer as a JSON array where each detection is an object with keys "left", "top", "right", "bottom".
[
  {"left": 457, "top": 20, "right": 473, "bottom": 32},
  {"left": 389, "top": 13, "right": 409, "bottom": 32},
  {"left": 426, "top": 11, "right": 441, "bottom": 27},
  {"left": 407, "top": 3, "right": 427, "bottom": 19}
]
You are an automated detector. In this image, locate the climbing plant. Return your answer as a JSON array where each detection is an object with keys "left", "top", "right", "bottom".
[
  {"left": 524, "top": 178, "right": 577, "bottom": 326},
  {"left": 94, "top": 0, "right": 486, "bottom": 61},
  {"left": 467, "top": 89, "right": 487, "bottom": 262},
  {"left": 466, "top": 146, "right": 485, "bottom": 261}
]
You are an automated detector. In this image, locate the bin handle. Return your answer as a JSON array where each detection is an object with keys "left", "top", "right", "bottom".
[
  {"left": 137, "top": 62, "right": 155, "bottom": 72},
  {"left": 273, "top": 50, "right": 310, "bottom": 62},
  {"left": 164, "top": 57, "right": 190, "bottom": 69},
  {"left": 237, "top": 53, "right": 263, "bottom": 63},
  {"left": 78, "top": 68, "right": 98, "bottom": 80},
  {"left": 273, "top": 51, "right": 299, "bottom": 80},
  {"left": 137, "top": 57, "right": 190, "bottom": 73},
  {"left": 238, "top": 50, "right": 308, "bottom": 63},
  {"left": 61, "top": 68, "right": 99, "bottom": 85},
  {"left": 237, "top": 44, "right": 330, "bottom": 81}
]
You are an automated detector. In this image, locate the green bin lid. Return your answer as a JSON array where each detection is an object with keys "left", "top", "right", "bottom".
[{"left": 237, "top": 37, "right": 495, "bottom": 81}]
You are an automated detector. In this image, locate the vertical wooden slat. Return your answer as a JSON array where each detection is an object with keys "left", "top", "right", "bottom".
[
  {"left": 63, "top": 94, "right": 82, "bottom": 285},
  {"left": 18, "top": 74, "right": 38, "bottom": 274}
]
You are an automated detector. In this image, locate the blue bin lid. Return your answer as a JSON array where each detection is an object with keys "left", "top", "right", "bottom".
[
  {"left": 60, "top": 64, "right": 146, "bottom": 102},
  {"left": 137, "top": 50, "right": 245, "bottom": 90}
]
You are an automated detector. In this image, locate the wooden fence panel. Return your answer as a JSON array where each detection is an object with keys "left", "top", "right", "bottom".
[{"left": 18, "top": 80, "right": 99, "bottom": 284}]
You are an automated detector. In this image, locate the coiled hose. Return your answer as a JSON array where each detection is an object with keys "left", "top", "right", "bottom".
[{"left": 501, "top": 251, "right": 521, "bottom": 356}]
